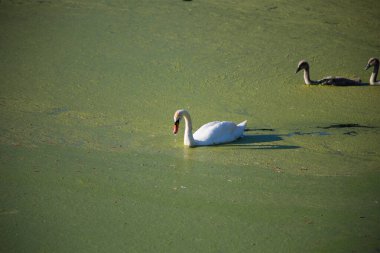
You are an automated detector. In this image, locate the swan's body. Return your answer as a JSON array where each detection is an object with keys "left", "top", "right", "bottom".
[
  {"left": 295, "top": 60, "right": 362, "bottom": 86},
  {"left": 365, "top": 57, "right": 380, "bottom": 85},
  {"left": 173, "top": 109, "right": 247, "bottom": 147}
]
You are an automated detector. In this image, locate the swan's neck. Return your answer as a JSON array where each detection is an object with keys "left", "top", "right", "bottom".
[
  {"left": 303, "top": 69, "right": 318, "bottom": 85},
  {"left": 370, "top": 63, "right": 379, "bottom": 85},
  {"left": 182, "top": 111, "right": 196, "bottom": 147}
]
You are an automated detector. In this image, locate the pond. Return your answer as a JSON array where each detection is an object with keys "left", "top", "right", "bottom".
[{"left": 0, "top": 0, "right": 379, "bottom": 252}]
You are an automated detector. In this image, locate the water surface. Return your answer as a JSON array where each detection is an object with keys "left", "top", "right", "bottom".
[{"left": 1, "top": 0, "right": 380, "bottom": 252}]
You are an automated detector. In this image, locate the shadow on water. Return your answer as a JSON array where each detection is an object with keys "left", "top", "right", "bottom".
[
  {"left": 245, "top": 128, "right": 275, "bottom": 132},
  {"left": 47, "top": 107, "right": 70, "bottom": 116},
  {"left": 286, "top": 131, "right": 330, "bottom": 137},
  {"left": 228, "top": 122, "right": 380, "bottom": 150},
  {"left": 317, "top": 123, "right": 376, "bottom": 129},
  {"left": 316, "top": 123, "right": 378, "bottom": 136},
  {"left": 229, "top": 134, "right": 301, "bottom": 150}
]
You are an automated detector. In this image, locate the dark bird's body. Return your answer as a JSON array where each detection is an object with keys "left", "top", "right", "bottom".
[{"left": 317, "top": 76, "right": 362, "bottom": 86}]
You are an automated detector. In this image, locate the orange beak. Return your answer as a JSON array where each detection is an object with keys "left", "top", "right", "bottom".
[{"left": 173, "top": 120, "right": 179, "bottom": 134}]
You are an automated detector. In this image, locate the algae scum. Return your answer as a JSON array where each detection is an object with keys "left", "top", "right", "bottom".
[{"left": 1, "top": 0, "right": 380, "bottom": 252}]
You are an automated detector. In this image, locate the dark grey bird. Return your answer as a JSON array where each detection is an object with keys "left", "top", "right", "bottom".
[
  {"left": 295, "top": 60, "right": 362, "bottom": 86},
  {"left": 365, "top": 57, "right": 380, "bottom": 85}
]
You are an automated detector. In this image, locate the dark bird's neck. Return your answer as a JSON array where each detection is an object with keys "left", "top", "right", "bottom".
[{"left": 370, "top": 64, "right": 379, "bottom": 85}]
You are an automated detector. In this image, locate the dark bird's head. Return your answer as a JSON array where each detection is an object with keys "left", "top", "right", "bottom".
[
  {"left": 365, "top": 57, "right": 379, "bottom": 70},
  {"left": 295, "top": 60, "right": 310, "bottom": 74}
]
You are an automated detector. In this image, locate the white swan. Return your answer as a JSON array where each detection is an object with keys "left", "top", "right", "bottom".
[{"left": 172, "top": 109, "right": 247, "bottom": 147}]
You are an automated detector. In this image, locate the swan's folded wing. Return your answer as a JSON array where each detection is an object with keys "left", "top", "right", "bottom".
[
  {"left": 193, "top": 121, "right": 241, "bottom": 143},
  {"left": 319, "top": 76, "right": 361, "bottom": 86}
]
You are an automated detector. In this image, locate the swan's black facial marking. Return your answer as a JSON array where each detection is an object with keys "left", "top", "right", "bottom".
[
  {"left": 365, "top": 57, "right": 379, "bottom": 70},
  {"left": 296, "top": 60, "right": 309, "bottom": 73},
  {"left": 365, "top": 58, "right": 374, "bottom": 70},
  {"left": 173, "top": 119, "right": 180, "bottom": 134}
]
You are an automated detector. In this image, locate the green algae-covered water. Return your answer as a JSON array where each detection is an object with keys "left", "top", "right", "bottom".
[{"left": 1, "top": 0, "right": 380, "bottom": 252}]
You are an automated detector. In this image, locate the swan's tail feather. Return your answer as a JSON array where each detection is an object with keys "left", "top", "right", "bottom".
[
  {"left": 236, "top": 120, "right": 248, "bottom": 138},
  {"left": 238, "top": 120, "right": 247, "bottom": 128}
]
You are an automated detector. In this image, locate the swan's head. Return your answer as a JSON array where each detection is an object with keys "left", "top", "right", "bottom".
[
  {"left": 173, "top": 109, "right": 184, "bottom": 134},
  {"left": 365, "top": 57, "right": 379, "bottom": 70},
  {"left": 295, "top": 60, "right": 310, "bottom": 74}
]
